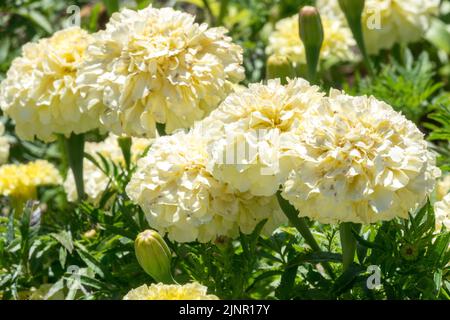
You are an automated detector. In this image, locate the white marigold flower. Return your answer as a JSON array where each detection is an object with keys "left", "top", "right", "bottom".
[
  {"left": 0, "top": 122, "right": 9, "bottom": 164},
  {"left": 316, "top": 0, "right": 440, "bottom": 54},
  {"left": 77, "top": 6, "right": 244, "bottom": 138},
  {"left": 123, "top": 282, "right": 218, "bottom": 300},
  {"left": 0, "top": 27, "right": 100, "bottom": 142},
  {"left": 126, "top": 127, "right": 286, "bottom": 243},
  {"left": 434, "top": 193, "right": 450, "bottom": 232},
  {"left": 204, "top": 78, "right": 325, "bottom": 197},
  {"left": 282, "top": 90, "right": 441, "bottom": 224},
  {"left": 267, "top": 12, "right": 356, "bottom": 66},
  {"left": 64, "top": 134, "right": 150, "bottom": 205},
  {"left": 437, "top": 174, "right": 450, "bottom": 201}
]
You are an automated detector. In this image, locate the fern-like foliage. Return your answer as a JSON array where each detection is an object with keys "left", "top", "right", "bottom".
[
  {"left": 354, "top": 51, "right": 442, "bottom": 123},
  {"left": 427, "top": 97, "right": 450, "bottom": 171}
]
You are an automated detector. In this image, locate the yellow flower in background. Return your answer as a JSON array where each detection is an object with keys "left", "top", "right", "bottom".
[
  {"left": 126, "top": 127, "right": 286, "bottom": 243},
  {"left": 0, "top": 122, "right": 9, "bottom": 164},
  {"left": 267, "top": 12, "right": 356, "bottom": 66},
  {"left": 434, "top": 193, "right": 450, "bottom": 232},
  {"left": 316, "top": 0, "right": 440, "bottom": 54},
  {"left": 0, "top": 160, "right": 62, "bottom": 200},
  {"left": 123, "top": 282, "right": 218, "bottom": 300},
  {"left": 282, "top": 90, "right": 440, "bottom": 224},
  {"left": 204, "top": 78, "right": 324, "bottom": 197},
  {"left": 64, "top": 134, "right": 151, "bottom": 205},
  {"left": 77, "top": 6, "right": 244, "bottom": 138},
  {"left": 0, "top": 27, "right": 100, "bottom": 142}
]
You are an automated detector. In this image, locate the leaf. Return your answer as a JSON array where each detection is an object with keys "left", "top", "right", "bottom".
[
  {"left": 16, "top": 9, "right": 52, "bottom": 34},
  {"left": 425, "top": 18, "right": 450, "bottom": 54},
  {"left": 88, "top": 3, "right": 104, "bottom": 32},
  {"left": 434, "top": 270, "right": 442, "bottom": 294},
  {"left": 51, "top": 230, "right": 74, "bottom": 253},
  {"left": 288, "top": 251, "right": 342, "bottom": 267},
  {"left": 75, "top": 244, "right": 105, "bottom": 278},
  {"left": 6, "top": 210, "right": 14, "bottom": 244},
  {"left": 246, "top": 270, "right": 283, "bottom": 293},
  {"left": 44, "top": 279, "right": 65, "bottom": 300},
  {"left": 136, "top": 0, "right": 153, "bottom": 9},
  {"left": 103, "top": 0, "right": 119, "bottom": 16},
  {"left": 331, "top": 264, "right": 365, "bottom": 295},
  {"left": 0, "top": 35, "right": 10, "bottom": 63},
  {"left": 352, "top": 229, "right": 384, "bottom": 250},
  {"left": 59, "top": 247, "right": 67, "bottom": 269},
  {"left": 276, "top": 250, "right": 298, "bottom": 299},
  {"left": 177, "top": 0, "right": 205, "bottom": 8}
]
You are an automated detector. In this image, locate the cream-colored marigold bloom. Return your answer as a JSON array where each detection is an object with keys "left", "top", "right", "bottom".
[
  {"left": 434, "top": 193, "right": 450, "bottom": 232},
  {"left": 316, "top": 0, "right": 440, "bottom": 54},
  {"left": 267, "top": 12, "right": 355, "bottom": 66},
  {"left": 0, "top": 27, "right": 100, "bottom": 142},
  {"left": 282, "top": 90, "right": 441, "bottom": 224},
  {"left": 437, "top": 174, "right": 450, "bottom": 201},
  {"left": 123, "top": 282, "right": 218, "bottom": 300},
  {"left": 64, "top": 134, "right": 150, "bottom": 204},
  {"left": 205, "top": 78, "right": 324, "bottom": 197},
  {"left": 126, "top": 128, "right": 286, "bottom": 243},
  {"left": 77, "top": 6, "right": 244, "bottom": 138},
  {"left": 0, "top": 160, "right": 62, "bottom": 200},
  {"left": 0, "top": 122, "right": 9, "bottom": 164}
]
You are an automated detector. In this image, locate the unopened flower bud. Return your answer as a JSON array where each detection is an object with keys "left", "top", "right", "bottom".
[
  {"left": 266, "top": 55, "right": 296, "bottom": 84},
  {"left": 135, "top": 230, "right": 174, "bottom": 283},
  {"left": 298, "top": 6, "right": 324, "bottom": 81},
  {"left": 400, "top": 243, "right": 419, "bottom": 261}
]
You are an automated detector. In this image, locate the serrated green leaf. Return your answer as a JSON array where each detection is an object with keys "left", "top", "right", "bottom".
[{"left": 51, "top": 230, "right": 74, "bottom": 253}]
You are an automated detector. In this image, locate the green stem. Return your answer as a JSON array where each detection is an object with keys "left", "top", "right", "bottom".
[
  {"left": 156, "top": 123, "right": 166, "bottom": 137},
  {"left": 339, "top": 222, "right": 360, "bottom": 271},
  {"left": 118, "top": 136, "right": 132, "bottom": 170},
  {"left": 64, "top": 133, "right": 85, "bottom": 201},
  {"left": 305, "top": 46, "right": 321, "bottom": 84},
  {"left": 218, "top": 0, "right": 229, "bottom": 25},
  {"left": 347, "top": 17, "right": 374, "bottom": 76},
  {"left": 352, "top": 24, "right": 374, "bottom": 76},
  {"left": 202, "top": 0, "right": 216, "bottom": 26},
  {"left": 277, "top": 192, "right": 335, "bottom": 278}
]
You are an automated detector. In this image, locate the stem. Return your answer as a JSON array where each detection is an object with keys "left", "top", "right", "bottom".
[
  {"left": 218, "top": 0, "right": 229, "bottom": 25},
  {"left": 202, "top": 0, "right": 216, "bottom": 26},
  {"left": 305, "top": 46, "right": 321, "bottom": 84},
  {"left": 117, "top": 136, "right": 132, "bottom": 170},
  {"left": 339, "top": 222, "right": 360, "bottom": 271},
  {"left": 64, "top": 133, "right": 85, "bottom": 201},
  {"left": 277, "top": 192, "right": 335, "bottom": 278},
  {"left": 347, "top": 17, "right": 374, "bottom": 76},
  {"left": 156, "top": 123, "right": 167, "bottom": 137}
]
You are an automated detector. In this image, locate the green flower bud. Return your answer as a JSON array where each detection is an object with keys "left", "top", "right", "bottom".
[
  {"left": 400, "top": 243, "right": 419, "bottom": 261},
  {"left": 135, "top": 230, "right": 175, "bottom": 283},
  {"left": 266, "top": 55, "right": 296, "bottom": 84},
  {"left": 298, "top": 6, "right": 324, "bottom": 82}
]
